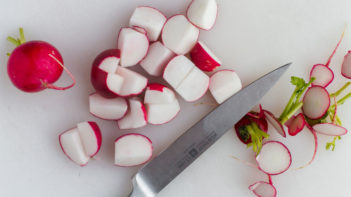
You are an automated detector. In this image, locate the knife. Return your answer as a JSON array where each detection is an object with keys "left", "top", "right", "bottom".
[{"left": 128, "top": 63, "right": 291, "bottom": 197}]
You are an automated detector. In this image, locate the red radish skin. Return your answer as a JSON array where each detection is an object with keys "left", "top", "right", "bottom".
[
  {"left": 310, "top": 64, "right": 334, "bottom": 88},
  {"left": 190, "top": 41, "right": 221, "bottom": 72},
  {"left": 341, "top": 51, "right": 351, "bottom": 79},
  {"left": 148, "top": 83, "right": 165, "bottom": 92},
  {"left": 249, "top": 181, "right": 277, "bottom": 197},
  {"left": 312, "top": 123, "right": 347, "bottom": 136},
  {"left": 284, "top": 115, "right": 295, "bottom": 128},
  {"left": 302, "top": 86, "right": 330, "bottom": 120},
  {"left": 325, "top": 29, "right": 345, "bottom": 67},
  {"left": 287, "top": 113, "right": 306, "bottom": 136},
  {"left": 263, "top": 110, "right": 286, "bottom": 137},
  {"left": 87, "top": 121, "right": 102, "bottom": 157},
  {"left": 186, "top": 0, "right": 218, "bottom": 30}
]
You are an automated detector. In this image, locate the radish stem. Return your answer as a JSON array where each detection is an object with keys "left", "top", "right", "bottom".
[
  {"left": 294, "top": 127, "right": 318, "bottom": 170},
  {"left": 231, "top": 155, "right": 258, "bottom": 169},
  {"left": 326, "top": 136, "right": 341, "bottom": 151},
  {"left": 325, "top": 26, "right": 346, "bottom": 67},
  {"left": 330, "top": 82, "right": 351, "bottom": 97},
  {"left": 7, "top": 27, "right": 26, "bottom": 47}
]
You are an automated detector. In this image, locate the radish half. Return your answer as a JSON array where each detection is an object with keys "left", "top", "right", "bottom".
[
  {"left": 76, "top": 121, "right": 102, "bottom": 157},
  {"left": 341, "top": 51, "right": 351, "bottom": 79},
  {"left": 89, "top": 93, "right": 128, "bottom": 120},
  {"left": 161, "top": 15, "right": 199, "bottom": 55},
  {"left": 115, "top": 67, "right": 148, "bottom": 97},
  {"left": 140, "top": 41, "right": 175, "bottom": 76},
  {"left": 312, "top": 123, "right": 347, "bottom": 136},
  {"left": 114, "top": 133, "right": 153, "bottom": 167},
  {"left": 117, "top": 97, "right": 147, "bottom": 129},
  {"left": 302, "top": 86, "right": 330, "bottom": 120},
  {"left": 186, "top": 0, "right": 218, "bottom": 30},
  {"left": 209, "top": 69, "right": 242, "bottom": 104},
  {"left": 287, "top": 113, "right": 306, "bottom": 136},
  {"left": 190, "top": 41, "right": 221, "bottom": 72},
  {"left": 256, "top": 141, "right": 292, "bottom": 175},
  {"left": 144, "top": 83, "right": 176, "bottom": 104},
  {"left": 163, "top": 55, "right": 194, "bottom": 88},
  {"left": 263, "top": 110, "right": 286, "bottom": 137},
  {"left": 310, "top": 64, "right": 334, "bottom": 87},
  {"left": 249, "top": 181, "right": 277, "bottom": 197}
]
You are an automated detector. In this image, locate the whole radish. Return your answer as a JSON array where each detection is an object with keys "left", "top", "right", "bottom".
[{"left": 7, "top": 28, "right": 75, "bottom": 92}]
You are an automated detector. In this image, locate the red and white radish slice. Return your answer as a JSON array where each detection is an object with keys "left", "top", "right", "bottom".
[
  {"left": 140, "top": 41, "right": 175, "bottom": 76},
  {"left": 209, "top": 69, "right": 242, "bottom": 104},
  {"left": 114, "top": 134, "right": 153, "bottom": 167},
  {"left": 302, "top": 86, "right": 330, "bottom": 120},
  {"left": 145, "top": 99, "right": 180, "bottom": 125},
  {"left": 77, "top": 121, "right": 102, "bottom": 157},
  {"left": 263, "top": 110, "right": 286, "bottom": 137},
  {"left": 89, "top": 93, "right": 128, "bottom": 120},
  {"left": 312, "top": 123, "right": 347, "bottom": 136},
  {"left": 341, "top": 51, "right": 351, "bottom": 79},
  {"left": 190, "top": 41, "right": 221, "bottom": 72},
  {"left": 129, "top": 6, "right": 167, "bottom": 42},
  {"left": 117, "top": 98, "right": 147, "bottom": 129},
  {"left": 144, "top": 84, "right": 176, "bottom": 104},
  {"left": 186, "top": 0, "right": 218, "bottom": 30},
  {"left": 310, "top": 64, "right": 334, "bottom": 87},
  {"left": 256, "top": 141, "right": 292, "bottom": 175},
  {"left": 115, "top": 67, "right": 148, "bottom": 97},
  {"left": 287, "top": 113, "right": 306, "bottom": 136},
  {"left": 161, "top": 15, "right": 199, "bottom": 55},
  {"left": 117, "top": 28, "right": 149, "bottom": 67},
  {"left": 163, "top": 55, "right": 194, "bottom": 88},
  {"left": 249, "top": 181, "right": 277, "bottom": 197}
]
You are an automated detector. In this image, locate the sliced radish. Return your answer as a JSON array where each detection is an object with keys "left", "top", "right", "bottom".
[
  {"left": 117, "top": 98, "right": 147, "bottom": 129},
  {"left": 312, "top": 123, "right": 347, "bottom": 136},
  {"left": 186, "top": 0, "right": 218, "bottom": 30},
  {"left": 310, "top": 64, "right": 334, "bottom": 87},
  {"left": 140, "top": 41, "right": 175, "bottom": 76},
  {"left": 115, "top": 67, "right": 148, "bottom": 97},
  {"left": 129, "top": 6, "right": 167, "bottom": 42},
  {"left": 249, "top": 181, "right": 277, "bottom": 197},
  {"left": 132, "top": 26, "right": 147, "bottom": 35},
  {"left": 341, "top": 51, "right": 351, "bottom": 79},
  {"left": 190, "top": 41, "right": 221, "bottom": 72},
  {"left": 144, "top": 84, "right": 176, "bottom": 104},
  {"left": 117, "top": 28, "right": 149, "bottom": 67},
  {"left": 256, "top": 141, "right": 292, "bottom": 175},
  {"left": 287, "top": 113, "right": 306, "bottom": 136},
  {"left": 209, "top": 69, "right": 242, "bottom": 104},
  {"left": 163, "top": 55, "right": 194, "bottom": 88},
  {"left": 76, "top": 121, "right": 102, "bottom": 157},
  {"left": 114, "top": 134, "right": 153, "bottom": 167},
  {"left": 263, "top": 110, "right": 286, "bottom": 137},
  {"left": 145, "top": 99, "right": 180, "bottom": 125},
  {"left": 302, "top": 86, "right": 330, "bottom": 120},
  {"left": 161, "top": 15, "right": 199, "bottom": 55},
  {"left": 89, "top": 93, "right": 128, "bottom": 120}
]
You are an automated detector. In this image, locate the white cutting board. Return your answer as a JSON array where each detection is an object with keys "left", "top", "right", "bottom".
[{"left": 1, "top": 0, "right": 351, "bottom": 196}]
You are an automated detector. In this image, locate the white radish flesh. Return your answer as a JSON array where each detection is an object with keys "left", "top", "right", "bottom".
[
  {"left": 312, "top": 123, "right": 347, "bottom": 136},
  {"left": 98, "top": 56, "right": 120, "bottom": 73},
  {"left": 302, "top": 86, "right": 330, "bottom": 120},
  {"left": 186, "top": 0, "right": 218, "bottom": 30},
  {"left": 132, "top": 26, "right": 147, "bottom": 35},
  {"left": 117, "top": 98, "right": 147, "bottom": 129},
  {"left": 163, "top": 55, "right": 194, "bottom": 88},
  {"left": 77, "top": 121, "right": 102, "bottom": 157},
  {"left": 146, "top": 99, "right": 180, "bottom": 125},
  {"left": 310, "top": 64, "right": 334, "bottom": 87},
  {"left": 115, "top": 67, "right": 148, "bottom": 97},
  {"left": 89, "top": 93, "right": 128, "bottom": 120},
  {"left": 115, "top": 134, "right": 153, "bottom": 167},
  {"left": 190, "top": 41, "right": 221, "bottom": 72},
  {"left": 341, "top": 51, "right": 351, "bottom": 79},
  {"left": 249, "top": 181, "right": 277, "bottom": 197},
  {"left": 144, "top": 84, "right": 176, "bottom": 104},
  {"left": 256, "top": 141, "right": 292, "bottom": 175},
  {"left": 263, "top": 110, "right": 286, "bottom": 137},
  {"left": 161, "top": 15, "right": 199, "bottom": 55}
]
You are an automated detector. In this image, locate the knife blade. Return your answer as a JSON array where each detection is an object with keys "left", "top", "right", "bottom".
[{"left": 128, "top": 63, "right": 291, "bottom": 197}]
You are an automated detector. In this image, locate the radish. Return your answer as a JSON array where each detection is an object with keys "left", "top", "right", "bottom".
[
  {"left": 117, "top": 97, "right": 147, "bottom": 129},
  {"left": 115, "top": 67, "right": 148, "bottom": 97},
  {"left": 310, "top": 64, "right": 334, "bottom": 87},
  {"left": 7, "top": 28, "right": 75, "bottom": 92},
  {"left": 249, "top": 181, "right": 277, "bottom": 197},
  {"left": 287, "top": 113, "right": 306, "bottom": 136},
  {"left": 117, "top": 27, "right": 149, "bottom": 67},
  {"left": 190, "top": 41, "right": 221, "bottom": 72},
  {"left": 144, "top": 83, "right": 176, "bottom": 104},
  {"left": 140, "top": 41, "right": 175, "bottom": 76},
  {"left": 89, "top": 93, "right": 128, "bottom": 120},
  {"left": 256, "top": 141, "right": 292, "bottom": 175},
  {"left": 163, "top": 55, "right": 194, "bottom": 88},
  {"left": 263, "top": 110, "right": 286, "bottom": 137},
  {"left": 114, "top": 133, "right": 153, "bottom": 167},
  {"left": 341, "top": 51, "right": 351, "bottom": 79},
  {"left": 186, "top": 0, "right": 218, "bottom": 30},
  {"left": 312, "top": 123, "right": 347, "bottom": 136},
  {"left": 302, "top": 86, "right": 330, "bottom": 120},
  {"left": 129, "top": 6, "right": 167, "bottom": 42},
  {"left": 132, "top": 26, "right": 147, "bottom": 35},
  {"left": 59, "top": 121, "right": 102, "bottom": 166},
  {"left": 209, "top": 69, "right": 242, "bottom": 104},
  {"left": 161, "top": 15, "right": 199, "bottom": 55}
]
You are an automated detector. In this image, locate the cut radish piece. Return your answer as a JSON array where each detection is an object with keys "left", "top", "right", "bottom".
[
  {"left": 132, "top": 26, "right": 147, "bottom": 35},
  {"left": 341, "top": 51, "right": 351, "bottom": 79},
  {"left": 209, "top": 69, "right": 242, "bottom": 104},
  {"left": 117, "top": 98, "right": 147, "bottom": 129},
  {"left": 249, "top": 181, "right": 277, "bottom": 197},
  {"left": 312, "top": 123, "right": 347, "bottom": 136},
  {"left": 190, "top": 41, "right": 221, "bottom": 72},
  {"left": 163, "top": 55, "right": 194, "bottom": 88},
  {"left": 114, "top": 134, "right": 153, "bottom": 167},
  {"left": 144, "top": 84, "right": 176, "bottom": 104},
  {"left": 263, "top": 110, "right": 286, "bottom": 137},
  {"left": 256, "top": 141, "right": 292, "bottom": 175},
  {"left": 161, "top": 15, "right": 199, "bottom": 55},
  {"left": 77, "top": 121, "right": 102, "bottom": 157},
  {"left": 287, "top": 113, "right": 306, "bottom": 136},
  {"left": 115, "top": 67, "right": 148, "bottom": 97},
  {"left": 89, "top": 93, "right": 128, "bottom": 120},
  {"left": 186, "top": 0, "right": 218, "bottom": 30},
  {"left": 117, "top": 28, "right": 149, "bottom": 67},
  {"left": 310, "top": 64, "right": 334, "bottom": 87},
  {"left": 145, "top": 99, "right": 180, "bottom": 125},
  {"left": 129, "top": 6, "right": 167, "bottom": 42},
  {"left": 302, "top": 86, "right": 330, "bottom": 120},
  {"left": 140, "top": 41, "right": 175, "bottom": 76}
]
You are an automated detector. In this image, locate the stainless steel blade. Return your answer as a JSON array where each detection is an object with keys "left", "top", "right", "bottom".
[{"left": 128, "top": 63, "right": 291, "bottom": 197}]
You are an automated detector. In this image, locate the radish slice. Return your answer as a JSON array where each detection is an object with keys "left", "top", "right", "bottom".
[
  {"left": 117, "top": 98, "right": 147, "bottom": 129},
  {"left": 256, "top": 141, "right": 292, "bottom": 175},
  {"left": 129, "top": 6, "right": 167, "bottom": 42},
  {"left": 263, "top": 110, "right": 286, "bottom": 137},
  {"left": 76, "top": 121, "right": 102, "bottom": 157},
  {"left": 302, "top": 86, "right": 330, "bottom": 120},
  {"left": 117, "top": 28, "right": 149, "bottom": 67},
  {"left": 161, "top": 15, "right": 199, "bottom": 55},
  {"left": 284, "top": 115, "right": 295, "bottom": 128},
  {"left": 163, "top": 55, "right": 194, "bottom": 88},
  {"left": 146, "top": 99, "right": 180, "bottom": 125},
  {"left": 295, "top": 124, "right": 318, "bottom": 170},
  {"left": 287, "top": 113, "right": 306, "bottom": 136},
  {"left": 312, "top": 123, "right": 347, "bottom": 136},
  {"left": 190, "top": 41, "right": 221, "bottom": 72},
  {"left": 144, "top": 84, "right": 176, "bottom": 104},
  {"left": 89, "top": 93, "right": 128, "bottom": 120},
  {"left": 132, "top": 26, "right": 147, "bottom": 35},
  {"left": 140, "top": 41, "right": 175, "bottom": 76},
  {"left": 115, "top": 67, "right": 148, "bottom": 97},
  {"left": 249, "top": 181, "right": 277, "bottom": 197},
  {"left": 341, "top": 51, "right": 351, "bottom": 79},
  {"left": 186, "top": 0, "right": 218, "bottom": 30},
  {"left": 310, "top": 64, "right": 334, "bottom": 87},
  {"left": 114, "top": 134, "right": 153, "bottom": 167}
]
